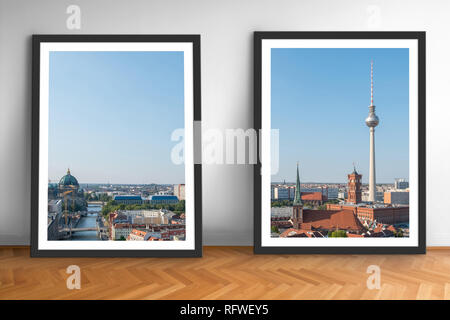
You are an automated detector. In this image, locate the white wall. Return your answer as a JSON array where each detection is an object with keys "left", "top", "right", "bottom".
[{"left": 0, "top": 0, "right": 448, "bottom": 246}]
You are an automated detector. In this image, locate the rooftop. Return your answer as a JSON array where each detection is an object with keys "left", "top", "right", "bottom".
[
  {"left": 301, "top": 192, "right": 324, "bottom": 201},
  {"left": 300, "top": 209, "right": 365, "bottom": 233},
  {"left": 337, "top": 202, "right": 408, "bottom": 209},
  {"left": 148, "top": 195, "right": 178, "bottom": 201},
  {"left": 114, "top": 195, "right": 142, "bottom": 201},
  {"left": 280, "top": 228, "right": 326, "bottom": 238}
]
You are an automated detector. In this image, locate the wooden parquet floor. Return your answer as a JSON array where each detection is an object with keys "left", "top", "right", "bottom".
[{"left": 1, "top": 246, "right": 450, "bottom": 300}]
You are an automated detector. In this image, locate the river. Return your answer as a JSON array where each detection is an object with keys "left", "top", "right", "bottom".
[{"left": 70, "top": 204, "right": 102, "bottom": 241}]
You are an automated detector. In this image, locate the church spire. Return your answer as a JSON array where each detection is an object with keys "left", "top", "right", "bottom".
[
  {"left": 293, "top": 162, "right": 302, "bottom": 205},
  {"left": 352, "top": 162, "right": 358, "bottom": 174}
]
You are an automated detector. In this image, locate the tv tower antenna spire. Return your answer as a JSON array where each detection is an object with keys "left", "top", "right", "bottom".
[
  {"left": 365, "top": 60, "right": 380, "bottom": 202},
  {"left": 370, "top": 60, "right": 374, "bottom": 106}
]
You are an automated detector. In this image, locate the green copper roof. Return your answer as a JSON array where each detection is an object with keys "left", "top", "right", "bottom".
[
  {"left": 293, "top": 163, "right": 302, "bottom": 205},
  {"left": 59, "top": 168, "right": 79, "bottom": 187}
]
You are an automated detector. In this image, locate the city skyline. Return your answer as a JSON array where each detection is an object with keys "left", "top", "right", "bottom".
[
  {"left": 271, "top": 48, "right": 409, "bottom": 184},
  {"left": 48, "top": 168, "right": 185, "bottom": 185},
  {"left": 48, "top": 51, "right": 186, "bottom": 184}
]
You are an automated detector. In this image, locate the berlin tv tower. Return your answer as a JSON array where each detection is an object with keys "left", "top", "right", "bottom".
[{"left": 365, "top": 61, "right": 379, "bottom": 202}]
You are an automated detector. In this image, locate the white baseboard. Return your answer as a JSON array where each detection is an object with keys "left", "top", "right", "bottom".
[
  {"left": 204, "top": 231, "right": 252, "bottom": 246},
  {"left": 0, "top": 234, "right": 30, "bottom": 246},
  {"left": 427, "top": 234, "right": 450, "bottom": 246}
]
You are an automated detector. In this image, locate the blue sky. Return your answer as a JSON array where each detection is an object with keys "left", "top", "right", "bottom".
[
  {"left": 271, "top": 48, "right": 409, "bottom": 184},
  {"left": 48, "top": 51, "right": 185, "bottom": 184}
]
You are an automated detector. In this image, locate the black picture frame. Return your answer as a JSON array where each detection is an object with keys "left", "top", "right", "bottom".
[
  {"left": 254, "top": 31, "right": 426, "bottom": 254},
  {"left": 31, "top": 35, "right": 202, "bottom": 257}
]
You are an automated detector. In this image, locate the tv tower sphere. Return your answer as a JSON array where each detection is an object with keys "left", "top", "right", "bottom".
[{"left": 365, "top": 108, "right": 379, "bottom": 127}]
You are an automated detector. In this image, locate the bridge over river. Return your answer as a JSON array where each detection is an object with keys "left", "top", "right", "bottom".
[
  {"left": 61, "top": 226, "right": 107, "bottom": 233},
  {"left": 68, "top": 203, "right": 106, "bottom": 240}
]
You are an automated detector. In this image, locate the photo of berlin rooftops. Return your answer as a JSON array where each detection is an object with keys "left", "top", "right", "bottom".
[
  {"left": 47, "top": 50, "right": 186, "bottom": 242},
  {"left": 270, "top": 48, "right": 410, "bottom": 239}
]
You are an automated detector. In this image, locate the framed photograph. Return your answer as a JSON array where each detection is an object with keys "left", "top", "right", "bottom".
[
  {"left": 31, "top": 35, "right": 202, "bottom": 257},
  {"left": 254, "top": 32, "right": 425, "bottom": 254}
]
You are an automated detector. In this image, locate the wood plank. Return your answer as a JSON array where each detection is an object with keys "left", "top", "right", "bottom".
[{"left": 0, "top": 246, "right": 449, "bottom": 300}]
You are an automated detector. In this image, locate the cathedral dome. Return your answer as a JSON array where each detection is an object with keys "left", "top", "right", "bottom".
[{"left": 59, "top": 168, "right": 79, "bottom": 187}]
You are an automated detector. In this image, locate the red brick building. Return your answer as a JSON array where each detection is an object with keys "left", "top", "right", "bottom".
[
  {"left": 301, "top": 192, "right": 327, "bottom": 205},
  {"left": 326, "top": 203, "right": 409, "bottom": 225}
]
